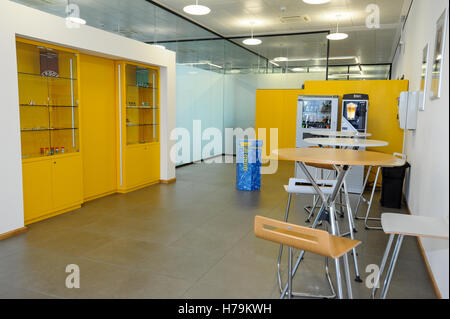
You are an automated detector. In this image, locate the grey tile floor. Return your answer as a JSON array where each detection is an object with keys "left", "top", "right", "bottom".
[{"left": 0, "top": 160, "right": 436, "bottom": 299}]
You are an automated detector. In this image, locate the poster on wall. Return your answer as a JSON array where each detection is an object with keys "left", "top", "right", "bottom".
[{"left": 430, "top": 9, "right": 448, "bottom": 100}]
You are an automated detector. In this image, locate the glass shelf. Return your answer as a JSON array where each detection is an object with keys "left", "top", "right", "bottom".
[
  {"left": 18, "top": 71, "right": 77, "bottom": 81},
  {"left": 21, "top": 128, "right": 79, "bottom": 132},
  {"left": 127, "top": 84, "right": 158, "bottom": 90},
  {"left": 20, "top": 104, "right": 78, "bottom": 108},
  {"left": 125, "top": 63, "right": 159, "bottom": 146},
  {"left": 126, "top": 124, "right": 159, "bottom": 127},
  {"left": 126, "top": 105, "right": 159, "bottom": 109},
  {"left": 17, "top": 40, "right": 80, "bottom": 159}
]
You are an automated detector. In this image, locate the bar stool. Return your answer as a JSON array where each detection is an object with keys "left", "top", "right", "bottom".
[
  {"left": 371, "top": 213, "right": 449, "bottom": 299},
  {"left": 255, "top": 215, "right": 361, "bottom": 299},
  {"left": 354, "top": 153, "right": 407, "bottom": 230},
  {"left": 278, "top": 177, "right": 362, "bottom": 294}
]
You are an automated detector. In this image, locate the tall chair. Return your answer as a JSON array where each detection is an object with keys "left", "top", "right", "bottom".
[
  {"left": 255, "top": 215, "right": 361, "bottom": 299},
  {"left": 354, "top": 153, "right": 407, "bottom": 230},
  {"left": 372, "top": 213, "right": 449, "bottom": 299}
]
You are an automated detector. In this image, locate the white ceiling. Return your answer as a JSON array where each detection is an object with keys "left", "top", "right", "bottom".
[
  {"left": 153, "top": 0, "right": 412, "bottom": 64},
  {"left": 10, "top": 0, "right": 412, "bottom": 65},
  {"left": 153, "top": 0, "right": 407, "bottom": 36}
]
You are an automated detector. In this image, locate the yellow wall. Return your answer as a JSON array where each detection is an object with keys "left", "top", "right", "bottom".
[
  {"left": 79, "top": 54, "right": 118, "bottom": 201},
  {"left": 255, "top": 89, "right": 303, "bottom": 156},
  {"left": 256, "top": 80, "right": 409, "bottom": 156},
  {"left": 302, "top": 80, "right": 409, "bottom": 155}
]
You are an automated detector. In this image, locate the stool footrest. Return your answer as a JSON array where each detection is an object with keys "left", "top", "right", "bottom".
[{"left": 286, "top": 178, "right": 336, "bottom": 195}]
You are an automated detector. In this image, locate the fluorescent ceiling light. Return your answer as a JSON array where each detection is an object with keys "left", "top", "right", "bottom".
[
  {"left": 269, "top": 61, "right": 280, "bottom": 67},
  {"left": 243, "top": 38, "right": 262, "bottom": 45},
  {"left": 291, "top": 68, "right": 306, "bottom": 72},
  {"left": 181, "top": 62, "right": 223, "bottom": 69},
  {"left": 153, "top": 44, "right": 166, "bottom": 50},
  {"left": 272, "top": 56, "right": 358, "bottom": 62},
  {"left": 303, "top": 0, "right": 331, "bottom": 4},
  {"left": 65, "top": 16, "right": 86, "bottom": 25},
  {"left": 183, "top": 1, "right": 211, "bottom": 15}
]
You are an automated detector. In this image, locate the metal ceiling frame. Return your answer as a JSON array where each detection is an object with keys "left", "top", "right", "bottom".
[{"left": 144, "top": 0, "right": 393, "bottom": 80}]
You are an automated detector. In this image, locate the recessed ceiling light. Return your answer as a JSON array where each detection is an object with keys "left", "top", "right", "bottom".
[
  {"left": 302, "top": 0, "right": 331, "bottom": 4},
  {"left": 274, "top": 57, "right": 289, "bottom": 62},
  {"left": 183, "top": 1, "right": 211, "bottom": 15}
]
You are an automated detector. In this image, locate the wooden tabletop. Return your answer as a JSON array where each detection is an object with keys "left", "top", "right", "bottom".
[
  {"left": 310, "top": 130, "right": 372, "bottom": 138},
  {"left": 274, "top": 148, "right": 403, "bottom": 167},
  {"left": 304, "top": 138, "right": 389, "bottom": 148}
]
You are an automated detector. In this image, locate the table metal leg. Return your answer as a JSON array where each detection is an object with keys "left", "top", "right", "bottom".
[
  {"left": 355, "top": 166, "right": 372, "bottom": 218},
  {"left": 355, "top": 167, "right": 383, "bottom": 230}
]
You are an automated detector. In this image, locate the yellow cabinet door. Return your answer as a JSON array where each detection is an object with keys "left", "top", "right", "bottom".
[
  {"left": 145, "top": 143, "right": 160, "bottom": 182},
  {"left": 52, "top": 155, "right": 83, "bottom": 210},
  {"left": 125, "top": 145, "right": 146, "bottom": 188},
  {"left": 22, "top": 159, "right": 53, "bottom": 224}
]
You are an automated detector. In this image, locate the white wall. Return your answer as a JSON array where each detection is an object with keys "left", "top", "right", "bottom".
[
  {"left": 223, "top": 72, "right": 326, "bottom": 154},
  {"left": 391, "top": 0, "right": 449, "bottom": 298},
  {"left": 0, "top": 1, "right": 176, "bottom": 235},
  {"left": 176, "top": 65, "right": 224, "bottom": 165}
]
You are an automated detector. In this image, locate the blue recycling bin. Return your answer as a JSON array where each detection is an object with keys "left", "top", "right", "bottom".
[{"left": 236, "top": 139, "right": 263, "bottom": 191}]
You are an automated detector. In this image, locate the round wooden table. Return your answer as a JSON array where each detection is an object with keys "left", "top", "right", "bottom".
[
  {"left": 303, "top": 138, "right": 389, "bottom": 149},
  {"left": 274, "top": 147, "right": 400, "bottom": 167},
  {"left": 309, "top": 130, "right": 372, "bottom": 138},
  {"left": 273, "top": 148, "right": 404, "bottom": 299}
]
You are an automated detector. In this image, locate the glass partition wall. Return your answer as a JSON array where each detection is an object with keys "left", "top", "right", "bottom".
[{"left": 11, "top": 0, "right": 391, "bottom": 165}]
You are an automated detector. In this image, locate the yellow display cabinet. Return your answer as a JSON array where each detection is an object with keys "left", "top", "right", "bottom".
[
  {"left": 117, "top": 61, "right": 160, "bottom": 192},
  {"left": 16, "top": 38, "right": 83, "bottom": 224}
]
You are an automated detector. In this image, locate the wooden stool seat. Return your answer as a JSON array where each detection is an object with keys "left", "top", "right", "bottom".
[{"left": 255, "top": 216, "right": 361, "bottom": 259}]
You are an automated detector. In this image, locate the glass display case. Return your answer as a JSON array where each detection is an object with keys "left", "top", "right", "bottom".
[
  {"left": 16, "top": 40, "right": 80, "bottom": 159},
  {"left": 125, "top": 64, "right": 159, "bottom": 145}
]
